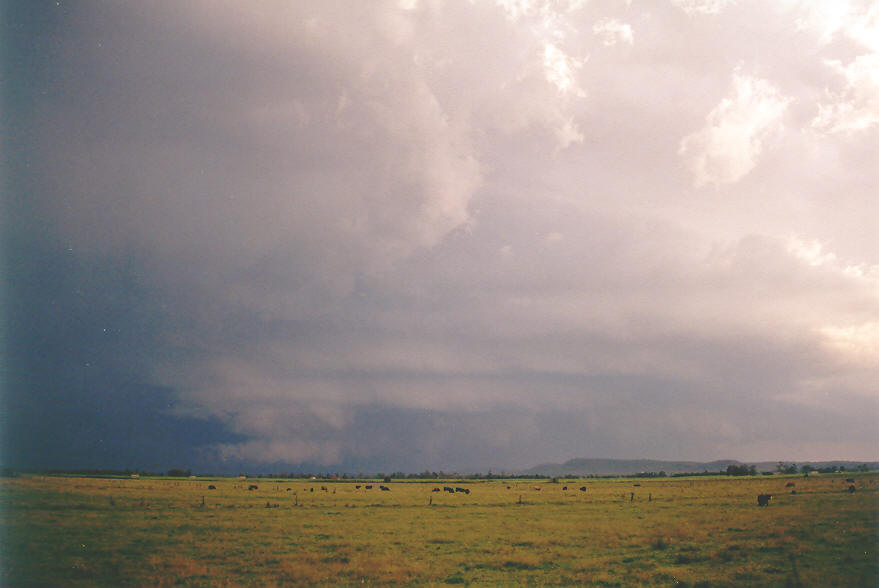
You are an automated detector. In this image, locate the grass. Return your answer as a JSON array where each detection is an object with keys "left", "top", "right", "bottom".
[{"left": 1, "top": 473, "right": 876, "bottom": 586}]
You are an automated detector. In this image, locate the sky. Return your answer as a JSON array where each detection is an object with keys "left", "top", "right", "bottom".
[{"left": 3, "top": 0, "right": 878, "bottom": 474}]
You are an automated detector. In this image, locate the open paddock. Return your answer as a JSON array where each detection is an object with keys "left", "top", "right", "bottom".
[{"left": 1, "top": 473, "right": 876, "bottom": 586}]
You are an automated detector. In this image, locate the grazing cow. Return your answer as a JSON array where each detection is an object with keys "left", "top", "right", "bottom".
[
  {"left": 848, "top": 485, "right": 856, "bottom": 493},
  {"left": 248, "top": 485, "right": 259, "bottom": 491},
  {"left": 310, "top": 488, "right": 314, "bottom": 492},
  {"left": 506, "top": 486, "right": 511, "bottom": 490},
  {"left": 633, "top": 483, "right": 641, "bottom": 487},
  {"left": 444, "top": 487, "right": 454, "bottom": 493},
  {"left": 785, "top": 482, "right": 795, "bottom": 488},
  {"left": 579, "top": 486, "right": 586, "bottom": 492},
  {"left": 533, "top": 487, "right": 541, "bottom": 491},
  {"left": 432, "top": 487, "right": 441, "bottom": 492},
  {"left": 380, "top": 485, "right": 390, "bottom": 491},
  {"left": 355, "top": 485, "right": 362, "bottom": 489},
  {"left": 455, "top": 487, "right": 466, "bottom": 493},
  {"left": 757, "top": 494, "right": 772, "bottom": 506},
  {"left": 365, "top": 485, "right": 373, "bottom": 490},
  {"left": 321, "top": 486, "right": 328, "bottom": 492},
  {"left": 562, "top": 486, "right": 567, "bottom": 491},
  {"left": 208, "top": 485, "right": 216, "bottom": 490}
]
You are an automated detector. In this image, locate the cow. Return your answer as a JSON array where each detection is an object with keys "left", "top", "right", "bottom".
[
  {"left": 579, "top": 486, "right": 587, "bottom": 492},
  {"left": 355, "top": 485, "right": 362, "bottom": 489},
  {"left": 380, "top": 485, "right": 390, "bottom": 491},
  {"left": 310, "top": 488, "right": 314, "bottom": 492},
  {"left": 533, "top": 487, "right": 541, "bottom": 491},
  {"left": 432, "top": 487, "right": 441, "bottom": 492},
  {"left": 848, "top": 485, "right": 856, "bottom": 493},
  {"left": 365, "top": 485, "right": 373, "bottom": 490},
  {"left": 785, "top": 482, "right": 795, "bottom": 488},
  {"left": 562, "top": 486, "right": 567, "bottom": 491},
  {"left": 321, "top": 486, "right": 328, "bottom": 492},
  {"left": 444, "top": 487, "right": 454, "bottom": 493},
  {"left": 845, "top": 478, "right": 855, "bottom": 483},
  {"left": 207, "top": 485, "right": 216, "bottom": 490},
  {"left": 248, "top": 485, "right": 259, "bottom": 491},
  {"left": 757, "top": 494, "right": 772, "bottom": 506},
  {"left": 455, "top": 487, "right": 466, "bottom": 493}
]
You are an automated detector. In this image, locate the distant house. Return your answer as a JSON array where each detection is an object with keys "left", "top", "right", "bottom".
[{"left": 130, "top": 474, "right": 140, "bottom": 479}]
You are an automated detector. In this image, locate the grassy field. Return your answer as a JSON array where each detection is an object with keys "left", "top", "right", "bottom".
[{"left": 1, "top": 473, "right": 876, "bottom": 586}]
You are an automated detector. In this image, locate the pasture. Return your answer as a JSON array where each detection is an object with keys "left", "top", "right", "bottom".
[{"left": 1, "top": 473, "right": 876, "bottom": 586}]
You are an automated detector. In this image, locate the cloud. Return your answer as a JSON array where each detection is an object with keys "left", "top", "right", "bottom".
[
  {"left": 9, "top": 0, "right": 879, "bottom": 471},
  {"left": 592, "top": 18, "right": 634, "bottom": 46},
  {"left": 811, "top": 54, "right": 879, "bottom": 134},
  {"left": 671, "top": 0, "right": 736, "bottom": 17},
  {"left": 679, "top": 68, "right": 792, "bottom": 187},
  {"left": 543, "top": 43, "right": 588, "bottom": 97}
]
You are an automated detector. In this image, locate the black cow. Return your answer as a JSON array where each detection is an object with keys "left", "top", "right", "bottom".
[
  {"left": 785, "top": 482, "right": 795, "bottom": 488},
  {"left": 757, "top": 494, "right": 772, "bottom": 506},
  {"left": 380, "top": 485, "right": 390, "bottom": 491},
  {"left": 579, "top": 486, "right": 587, "bottom": 492},
  {"left": 321, "top": 486, "right": 328, "bottom": 492},
  {"left": 432, "top": 487, "right": 441, "bottom": 492},
  {"left": 562, "top": 486, "right": 567, "bottom": 491},
  {"left": 444, "top": 487, "right": 454, "bottom": 493},
  {"left": 208, "top": 485, "right": 216, "bottom": 490},
  {"left": 848, "top": 485, "right": 856, "bottom": 493},
  {"left": 365, "top": 485, "right": 373, "bottom": 490},
  {"left": 355, "top": 485, "right": 362, "bottom": 489},
  {"left": 248, "top": 485, "right": 259, "bottom": 491}
]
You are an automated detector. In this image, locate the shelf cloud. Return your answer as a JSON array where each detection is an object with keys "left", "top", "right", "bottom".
[{"left": 6, "top": 0, "right": 878, "bottom": 473}]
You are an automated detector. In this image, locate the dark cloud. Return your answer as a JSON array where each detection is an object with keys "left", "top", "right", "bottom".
[{"left": 4, "top": 0, "right": 878, "bottom": 473}]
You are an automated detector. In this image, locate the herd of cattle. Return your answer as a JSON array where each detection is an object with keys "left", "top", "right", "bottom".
[{"left": 203, "top": 479, "right": 861, "bottom": 506}]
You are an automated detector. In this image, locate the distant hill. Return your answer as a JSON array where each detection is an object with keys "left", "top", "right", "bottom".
[{"left": 520, "top": 458, "right": 879, "bottom": 477}]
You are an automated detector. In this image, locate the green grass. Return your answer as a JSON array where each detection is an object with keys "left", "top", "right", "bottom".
[{"left": 1, "top": 474, "right": 876, "bottom": 586}]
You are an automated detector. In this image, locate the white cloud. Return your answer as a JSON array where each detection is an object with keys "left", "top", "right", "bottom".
[
  {"left": 819, "top": 322, "right": 879, "bottom": 366},
  {"left": 671, "top": 0, "right": 736, "bottom": 17},
  {"left": 543, "top": 43, "right": 587, "bottom": 97},
  {"left": 786, "top": 236, "right": 838, "bottom": 267},
  {"left": 679, "top": 69, "right": 792, "bottom": 187},
  {"left": 811, "top": 53, "right": 879, "bottom": 134},
  {"left": 592, "top": 18, "right": 634, "bottom": 46}
]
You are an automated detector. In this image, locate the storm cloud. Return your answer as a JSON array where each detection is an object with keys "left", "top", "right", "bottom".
[{"left": 4, "top": 0, "right": 878, "bottom": 473}]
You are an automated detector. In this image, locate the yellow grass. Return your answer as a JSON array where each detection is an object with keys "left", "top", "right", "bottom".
[{"left": 1, "top": 473, "right": 876, "bottom": 586}]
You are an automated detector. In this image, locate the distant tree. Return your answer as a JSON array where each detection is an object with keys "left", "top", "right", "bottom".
[
  {"left": 776, "top": 462, "right": 797, "bottom": 475},
  {"left": 726, "top": 464, "right": 756, "bottom": 476},
  {"left": 800, "top": 465, "right": 814, "bottom": 474},
  {"left": 166, "top": 468, "right": 191, "bottom": 477}
]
